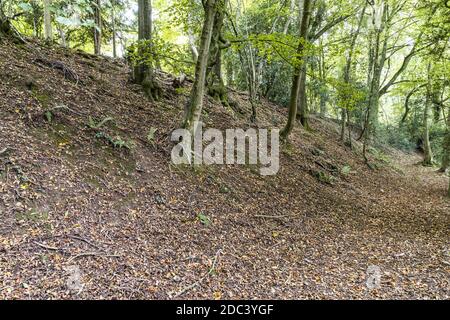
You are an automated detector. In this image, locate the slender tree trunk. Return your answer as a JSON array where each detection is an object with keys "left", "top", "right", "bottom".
[
  {"left": 297, "top": 62, "right": 310, "bottom": 129},
  {"left": 347, "top": 109, "right": 352, "bottom": 148},
  {"left": 440, "top": 109, "right": 450, "bottom": 172},
  {"left": 43, "top": 0, "right": 52, "bottom": 42},
  {"left": 340, "top": 109, "right": 346, "bottom": 140},
  {"left": 423, "top": 63, "right": 434, "bottom": 166},
  {"left": 340, "top": 4, "right": 366, "bottom": 142},
  {"left": 112, "top": 2, "right": 117, "bottom": 58},
  {"left": 280, "top": 0, "right": 312, "bottom": 140},
  {"left": 447, "top": 175, "right": 450, "bottom": 198},
  {"left": 318, "top": 41, "right": 327, "bottom": 116},
  {"left": 183, "top": 0, "right": 217, "bottom": 133},
  {"left": 58, "top": 27, "right": 66, "bottom": 47},
  {"left": 188, "top": 29, "right": 199, "bottom": 62},
  {"left": 93, "top": 0, "right": 102, "bottom": 55}
]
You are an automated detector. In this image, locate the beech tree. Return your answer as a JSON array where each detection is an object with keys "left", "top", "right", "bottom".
[
  {"left": 44, "top": 0, "right": 52, "bottom": 41},
  {"left": 134, "top": 0, "right": 160, "bottom": 101},
  {"left": 280, "top": 0, "right": 312, "bottom": 140},
  {"left": 183, "top": 0, "right": 217, "bottom": 133},
  {"left": 92, "top": 0, "right": 101, "bottom": 54}
]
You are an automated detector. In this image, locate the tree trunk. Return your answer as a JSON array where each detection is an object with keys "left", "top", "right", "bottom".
[
  {"left": 297, "top": 62, "right": 310, "bottom": 130},
  {"left": 93, "top": 0, "right": 102, "bottom": 55},
  {"left": 43, "top": 0, "right": 52, "bottom": 42},
  {"left": 135, "top": 0, "right": 159, "bottom": 101},
  {"left": 340, "top": 108, "right": 346, "bottom": 140},
  {"left": 112, "top": 2, "right": 117, "bottom": 58},
  {"left": 58, "top": 27, "right": 66, "bottom": 47},
  {"left": 183, "top": 0, "right": 217, "bottom": 133},
  {"left": 422, "top": 63, "right": 434, "bottom": 166},
  {"left": 280, "top": 0, "right": 312, "bottom": 140},
  {"left": 440, "top": 106, "right": 450, "bottom": 172},
  {"left": 206, "top": 0, "right": 230, "bottom": 108},
  {"left": 340, "top": 4, "right": 366, "bottom": 142},
  {"left": 447, "top": 176, "right": 450, "bottom": 198}
]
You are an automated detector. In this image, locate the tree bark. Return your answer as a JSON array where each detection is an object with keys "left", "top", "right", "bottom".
[
  {"left": 43, "top": 0, "right": 52, "bottom": 42},
  {"left": 280, "top": 0, "right": 312, "bottom": 140},
  {"left": 93, "top": 0, "right": 102, "bottom": 55},
  {"left": 206, "top": 0, "right": 229, "bottom": 107},
  {"left": 183, "top": 0, "right": 217, "bottom": 133},
  {"left": 340, "top": 4, "right": 366, "bottom": 142},
  {"left": 135, "top": 0, "right": 159, "bottom": 101},
  {"left": 422, "top": 63, "right": 434, "bottom": 166},
  {"left": 112, "top": 1, "right": 117, "bottom": 58}
]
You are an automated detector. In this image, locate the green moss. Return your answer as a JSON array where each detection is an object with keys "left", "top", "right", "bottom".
[{"left": 32, "top": 89, "right": 52, "bottom": 109}]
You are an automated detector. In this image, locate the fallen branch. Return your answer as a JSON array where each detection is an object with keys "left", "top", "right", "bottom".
[
  {"left": 66, "top": 235, "right": 101, "bottom": 250},
  {"left": 47, "top": 104, "right": 84, "bottom": 117},
  {"left": 254, "top": 214, "right": 291, "bottom": 219},
  {"left": 33, "top": 241, "right": 60, "bottom": 251},
  {"left": 67, "top": 252, "right": 121, "bottom": 263}
]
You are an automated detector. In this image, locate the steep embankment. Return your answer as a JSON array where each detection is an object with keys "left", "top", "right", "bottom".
[{"left": 0, "top": 39, "right": 448, "bottom": 299}]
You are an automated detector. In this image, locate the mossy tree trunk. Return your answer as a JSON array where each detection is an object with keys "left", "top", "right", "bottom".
[
  {"left": 206, "top": 0, "right": 231, "bottom": 108},
  {"left": 135, "top": 0, "right": 160, "bottom": 101},
  {"left": 183, "top": 0, "right": 217, "bottom": 133}
]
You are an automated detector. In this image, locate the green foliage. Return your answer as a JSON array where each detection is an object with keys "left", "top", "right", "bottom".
[
  {"left": 315, "top": 171, "right": 335, "bottom": 185},
  {"left": 45, "top": 110, "right": 53, "bottom": 123},
  {"left": 368, "top": 147, "right": 390, "bottom": 164},
  {"left": 340, "top": 165, "right": 352, "bottom": 176},
  {"left": 376, "top": 124, "right": 416, "bottom": 152},
  {"left": 147, "top": 127, "right": 157, "bottom": 146},
  {"left": 197, "top": 213, "right": 211, "bottom": 226},
  {"left": 95, "top": 131, "right": 135, "bottom": 150},
  {"left": 88, "top": 116, "right": 114, "bottom": 129},
  {"left": 328, "top": 77, "right": 366, "bottom": 112},
  {"left": 128, "top": 37, "right": 194, "bottom": 76}
]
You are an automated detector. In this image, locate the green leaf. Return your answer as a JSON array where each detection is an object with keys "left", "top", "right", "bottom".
[
  {"left": 197, "top": 213, "right": 211, "bottom": 226},
  {"left": 147, "top": 127, "right": 157, "bottom": 145},
  {"left": 18, "top": 3, "right": 33, "bottom": 12}
]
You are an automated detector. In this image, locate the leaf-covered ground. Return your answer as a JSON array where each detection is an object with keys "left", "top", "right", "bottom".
[{"left": 0, "top": 39, "right": 449, "bottom": 299}]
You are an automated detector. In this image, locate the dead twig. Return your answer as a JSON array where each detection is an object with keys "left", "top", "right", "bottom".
[
  {"left": 67, "top": 235, "right": 101, "bottom": 250},
  {"left": 254, "top": 214, "right": 291, "bottom": 219},
  {"left": 33, "top": 241, "right": 61, "bottom": 251},
  {"left": 67, "top": 252, "right": 121, "bottom": 263}
]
